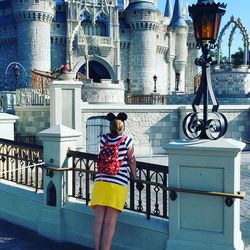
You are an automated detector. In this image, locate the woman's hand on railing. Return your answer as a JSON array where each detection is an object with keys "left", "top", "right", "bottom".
[{"left": 130, "top": 174, "right": 139, "bottom": 181}]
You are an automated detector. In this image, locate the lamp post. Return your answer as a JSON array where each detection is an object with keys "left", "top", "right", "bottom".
[
  {"left": 153, "top": 74, "right": 157, "bottom": 93},
  {"left": 183, "top": 0, "right": 227, "bottom": 139},
  {"left": 127, "top": 78, "right": 131, "bottom": 93},
  {"left": 13, "top": 64, "right": 20, "bottom": 81},
  {"left": 5, "top": 62, "right": 27, "bottom": 90},
  {"left": 175, "top": 72, "right": 180, "bottom": 91}
]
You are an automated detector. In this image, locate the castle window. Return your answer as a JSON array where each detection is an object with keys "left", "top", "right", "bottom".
[
  {"left": 92, "top": 12, "right": 109, "bottom": 37},
  {"left": 57, "top": 6, "right": 62, "bottom": 11},
  {"left": 133, "top": 11, "right": 136, "bottom": 14},
  {"left": 34, "top": 0, "right": 39, "bottom": 3},
  {"left": 56, "top": 24, "right": 60, "bottom": 28},
  {"left": 121, "top": 30, "right": 125, "bottom": 33},
  {"left": 148, "top": 11, "right": 151, "bottom": 15}
]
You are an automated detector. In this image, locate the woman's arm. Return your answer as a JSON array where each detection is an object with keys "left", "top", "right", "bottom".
[{"left": 127, "top": 144, "right": 138, "bottom": 180}]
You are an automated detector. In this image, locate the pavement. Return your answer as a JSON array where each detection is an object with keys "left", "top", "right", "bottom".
[{"left": 0, "top": 218, "right": 93, "bottom": 250}]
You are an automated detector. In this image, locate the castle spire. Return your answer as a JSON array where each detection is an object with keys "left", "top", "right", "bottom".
[
  {"left": 169, "top": 0, "right": 187, "bottom": 27},
  {"left": 164, "top": 0, "right": 172, "bottom": 18}
]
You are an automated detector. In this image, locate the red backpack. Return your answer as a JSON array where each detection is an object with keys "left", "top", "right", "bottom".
[{"left": 97, "top": 134, "right": 127, "bottom": 175}]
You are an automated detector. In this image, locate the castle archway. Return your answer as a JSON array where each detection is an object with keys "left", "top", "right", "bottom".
[
  {"left": 74, "top": 55, "right": 115, "bottom": 82},
  {"left": 77, "top": 61, "right": 111, "bottom": 82},
  {"left": 217, "top": 16, "right": 249, "bottom": 66}
]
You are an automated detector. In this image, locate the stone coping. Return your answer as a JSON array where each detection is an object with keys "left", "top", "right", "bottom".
[{"left": 81, "top": 103, "right": 250, "bottom": 111}]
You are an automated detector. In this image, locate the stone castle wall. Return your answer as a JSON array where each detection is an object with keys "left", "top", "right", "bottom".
[
  {"left": 212, "top": 67, "right": 250, "bottom": 97},
  {"left": 0, "top": 44, "right": 17, "bottom": 89},
  {"left": 51, "top": 37, "right": 67, "bottom": 71},
  {"left": 14, "top": 104, "right": 250, "bottom": 153},
  {"left": 14, "top": 106, "right": 50, "bottom": 143}
]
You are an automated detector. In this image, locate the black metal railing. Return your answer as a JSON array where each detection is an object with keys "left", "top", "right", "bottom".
[
  {"left": 67, "top": 150, "right": 169, "bottom": 220},
  {"left": 1, "top": 140, "right": 245, "bottom": 218},
  {"left": 0, "top": 138, "right": 44, "bottom": 192},
  {"left": 125, "top": 94, "right": 167, "bottom": 105}
]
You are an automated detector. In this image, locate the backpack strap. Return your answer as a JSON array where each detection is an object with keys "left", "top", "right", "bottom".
[
  {"left": 103, "top": 134, "right": 109, "bottom": 146},
  {"left": 116, "top": 135, "right": 128, "bottom": 166}
]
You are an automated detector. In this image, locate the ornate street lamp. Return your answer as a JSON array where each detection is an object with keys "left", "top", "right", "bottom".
[
  {"left": 175, "top": 72, "right": 180, "bottom": 91},
  {"left": 13, "top": 64, "right": 20, "bottom": 81},
  {"left": 127, "top": 78, "right": 131, "bottom": 93},
  {"left": 153, "top": 75, "right": 157, "bottom": 93},
  {"left": 183, "top": 0, "right": 227, "bottom": 139}
]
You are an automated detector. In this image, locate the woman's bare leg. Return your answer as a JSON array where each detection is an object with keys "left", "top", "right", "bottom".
[
  {"left": 93, "top": 205, "right": 106, "bottom": 250},
  {"left": 102, "top": 207, "right": 119, "bottom": 250}
]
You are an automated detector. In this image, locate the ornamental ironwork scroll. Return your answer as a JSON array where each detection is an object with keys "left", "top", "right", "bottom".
[{"left": 183, "top": 44, "right": 228, "bottom": 140}]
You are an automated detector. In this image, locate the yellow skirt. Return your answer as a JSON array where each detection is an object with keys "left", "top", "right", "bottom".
[{"left": 90, "top": 181, "right": 128, "bottom": 212}]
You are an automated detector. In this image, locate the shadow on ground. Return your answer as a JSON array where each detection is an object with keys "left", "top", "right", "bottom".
[{"left": 0, "top": 218, "right": 93, "bottom": 250}]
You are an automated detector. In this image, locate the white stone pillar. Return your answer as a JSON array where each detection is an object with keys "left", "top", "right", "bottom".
[
  {"left": 0, "top": 113, "right": 19, "bottom": 140},
  {"left": 37, "top": 124, "right": 81, "bottom": 241},
  {"left": 49, "top": 76, "right": 83, "bottom": 148},
  {"left": 164, "top": 138, "right": 245, "bottom": 250}
]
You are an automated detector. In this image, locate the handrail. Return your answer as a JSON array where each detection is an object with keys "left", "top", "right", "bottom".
[{"left": 45, "top": 166, "right": 245, "bottom": 200}]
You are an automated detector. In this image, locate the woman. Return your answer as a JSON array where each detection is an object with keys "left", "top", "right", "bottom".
[{"left": 90, "top": 112, "right": 138, "bottom": 250}]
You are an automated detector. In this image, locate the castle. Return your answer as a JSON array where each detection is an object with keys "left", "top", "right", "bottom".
[{"left": 0, "top": 0, "right": 197, "bottom": 97}]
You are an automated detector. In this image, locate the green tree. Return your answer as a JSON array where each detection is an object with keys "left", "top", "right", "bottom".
[
  {"left": 231, "top": 47, "right": 244, "bottom": 68},
  {"left": 209, "top": 47, "right": 228, "bottom": 64}
]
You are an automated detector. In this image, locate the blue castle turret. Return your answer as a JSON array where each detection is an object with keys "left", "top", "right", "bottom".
[
  {"left": 164, "top": 0, "right": 172, "bottom": 18},
  {"left": 168, "top": 0, "right": 188, "bottom": 93}
]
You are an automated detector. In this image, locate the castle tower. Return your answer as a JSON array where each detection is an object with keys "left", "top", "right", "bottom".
[
  {"left": 11, "top": 0, "right": 55, "bottom": 86},
  {"left": 124, "top": 0, "right": 160, "bottom": 95},
  {"left": 168, "top": 0, "right": 188, "bottom": 93}
]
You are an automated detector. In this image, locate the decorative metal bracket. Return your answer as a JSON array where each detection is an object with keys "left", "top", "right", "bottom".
[
  {"left": 183, "top": 44, "right": 228, "bottom": 140},
  {"left": 46, "top": 169, "right": 54, "bottom": 178},
  {"left": 225, "top": 197, "right": 234, "bottom": 207},
  {"left": 170, "top": 190, "right": 177, "bottom": 201}
]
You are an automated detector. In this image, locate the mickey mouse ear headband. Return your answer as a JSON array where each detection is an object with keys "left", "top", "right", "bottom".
[{"left": 106, "top": 112, "right": 127, "bottom": 122}]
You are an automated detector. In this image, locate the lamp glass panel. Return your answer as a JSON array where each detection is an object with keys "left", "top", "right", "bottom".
[
  {"left": 201, "top": 15, "right": 214, "bottom": 42},
  {"left": 214, "top": 15, "right": 222, "bottom": 39}
]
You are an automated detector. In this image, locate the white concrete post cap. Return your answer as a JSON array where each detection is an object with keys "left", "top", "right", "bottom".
[{"left": 38, "top": 124, "right": 82, "bottom": 139}]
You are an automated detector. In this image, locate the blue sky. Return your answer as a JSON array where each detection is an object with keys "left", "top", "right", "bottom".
[{"left": 158, "top": 0, "right": 250, "bottom": 57}]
